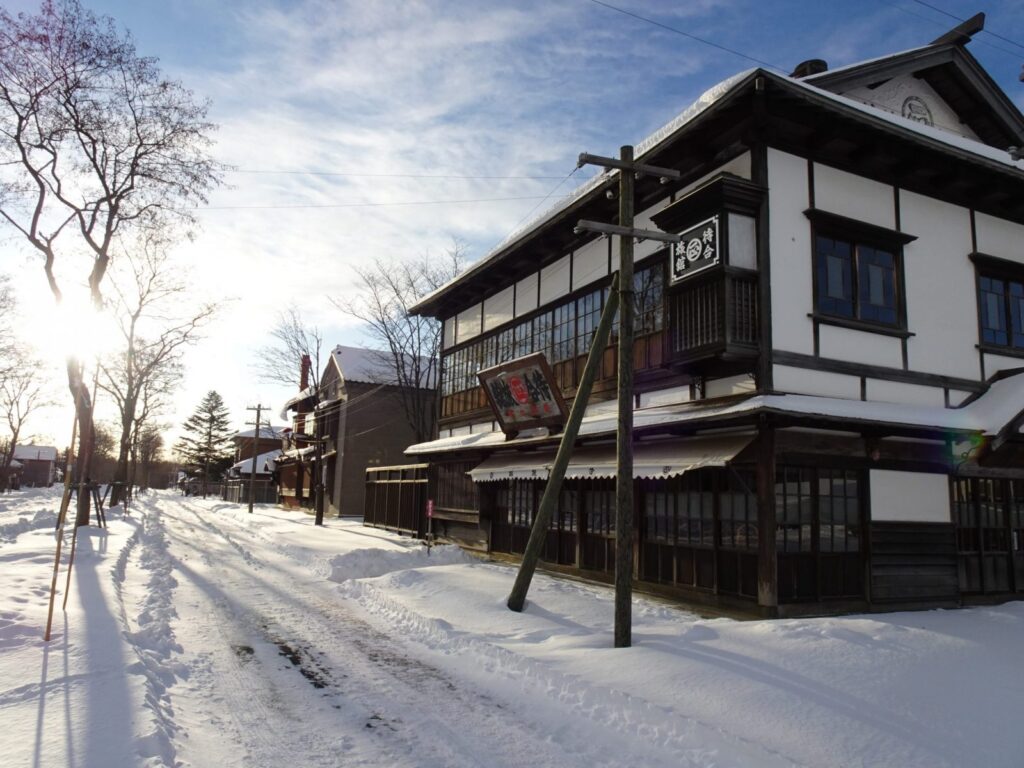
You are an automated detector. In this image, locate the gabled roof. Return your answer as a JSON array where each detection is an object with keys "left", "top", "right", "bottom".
[
  {"left": 232, "top": 425, "right": 287, "bottom": 442},
  {"left": 12, "top": 445, "right": 58, "bottom": 462},
  {"left": 801, "top": 37, "right": 1024, "bottom": 149},
  {"left": 325, "top": 344, "right": 437, "bottom": 389},
  {"left": 411, "top": 40, "right": 1024, "bottom": 318}
]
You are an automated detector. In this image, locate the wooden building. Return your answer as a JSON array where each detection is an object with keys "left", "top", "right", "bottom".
[
  {"left": 11, "top": 445, "right": 58, "bottom": 488},
  {"left": 404, "top": 20, "right": 1024, "bottom": 617},
  {"left": 279, "top": 346, "right": 434, "bottom": 517}
]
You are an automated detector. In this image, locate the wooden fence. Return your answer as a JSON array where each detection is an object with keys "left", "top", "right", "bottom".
[
  {"left": 221, "top": 478, "right": 278, "bottom": 505},
  {"left": 364, "top": 464, "right": 428, "bottom": 537}
]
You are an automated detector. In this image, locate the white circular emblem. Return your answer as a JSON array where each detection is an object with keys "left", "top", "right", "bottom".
[
  {"left": 901, "top": 96, "right": 933, "bottom": 126},
  {"left": 686, "top": 238, "right": 702, "bottom": 262}
]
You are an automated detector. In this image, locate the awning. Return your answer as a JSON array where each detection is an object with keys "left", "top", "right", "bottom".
[{"left": 468, "top": 434, "right": 753, "bottom": 483}]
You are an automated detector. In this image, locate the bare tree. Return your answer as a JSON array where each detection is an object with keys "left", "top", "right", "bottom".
[
  {"left": 0, "top": 1, "right": 223, "bottom": 524},
  {"left": 254, "top": 307, "right": 324, "bottom": 393},
  {"left": 99, "top": 235, "right": 215, "bottom": 504},
  {"left": 0, "top": 346, "right": 55, "bottom": 490},
  {"left": 335, "top": 241, "right": 466, "bottom": 443},
  {"left": 134, "top": 423, "right": 163, "bottom": 491}
]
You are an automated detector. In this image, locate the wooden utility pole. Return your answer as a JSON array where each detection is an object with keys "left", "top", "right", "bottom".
[
  {"left": 507, "top": 275, "right": 620, "bottom": 612},
  {"left": 245, "top": 404, "right": 267, "bottom": 514},
  {"left": 576, "top": 148, "right": 681, "bottom": 648},
  {"left": 314, "top": 435, "right": 325, "bottom": 526}
]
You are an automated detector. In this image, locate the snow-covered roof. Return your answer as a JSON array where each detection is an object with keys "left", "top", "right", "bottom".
[
  {"left": 12, "top": 445, "right": 58, "bottom": 462},
  {"left": 230, "top": 449, "right": 283, "bottom": 475},
  {"left": 407, "top": 370, "right": 1024, "bottom": 456},
  {"left": 279, "top": 385, "right": 317, "bottom": 420},
  {"left": 413, "top": 40, "right": 1024, "bottom": 317},
  {"left": 329, "top": 345, "right": 437, "bottom": 389},
  {"left": 410, "top": 69, "right": 756, "bottom": 315},
  {"left": 232, "top": 425, "right": 287, "bottom": 441}
]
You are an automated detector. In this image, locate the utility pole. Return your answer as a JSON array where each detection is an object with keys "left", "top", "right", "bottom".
[
  {"left": 245, "top": 404, "right": 267, "bottom": 514},
  {"left": 576, "top": 147, "right": 681, "bottom": 648},
  {"left": 314, "top": 433, "right": 325, "bottom": 526}
]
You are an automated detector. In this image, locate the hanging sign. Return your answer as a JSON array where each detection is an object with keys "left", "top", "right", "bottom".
[
  {"left": 670, "top": 215, "right": 719, "bottom": 283},
  {"left": 478, "top": 353, "right": 568, "bottom": 437}
]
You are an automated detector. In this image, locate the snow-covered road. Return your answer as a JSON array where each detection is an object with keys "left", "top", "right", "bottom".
[
  {"left": 149, "top": 494, "right": 693, "bottom": 768},
  {"left": 3, "top": 488, "right": 1024, "bottom": 768}
]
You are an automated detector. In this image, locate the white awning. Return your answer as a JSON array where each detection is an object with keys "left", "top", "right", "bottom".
[{"left": 468, "top": 434, "right": 753, "bottom": 483}]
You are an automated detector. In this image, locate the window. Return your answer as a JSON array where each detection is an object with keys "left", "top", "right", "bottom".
[
  {"left": 977, "top": 272, "right": 1024, "bottom": 351},
  {"left": 806, "top": 209, "right": 913, "bottom": 332},
  {"left": 815, "top": 234, "right": 899, "bottom": 326}
]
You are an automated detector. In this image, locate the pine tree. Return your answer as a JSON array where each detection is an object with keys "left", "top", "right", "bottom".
[{"left": 175, "top": 391, "right": 233, "bottom": 497}]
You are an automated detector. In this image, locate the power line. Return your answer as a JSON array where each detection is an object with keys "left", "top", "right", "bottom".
[
  {"left": 906, "top": 0, "right": 1024, "bottom": 53},
  {"left": 195, "top": 194, "right": 572, "bottom": 212},
  {"left": 229, "top": 169, "right": 569, "bottom": 180},
  {"left": 584, "top": 0, "right": 785, "bottom": 72}
]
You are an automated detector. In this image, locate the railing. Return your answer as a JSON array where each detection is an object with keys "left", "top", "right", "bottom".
[{"left": 669, "top": 271, "right": 758, "bottom": 360}]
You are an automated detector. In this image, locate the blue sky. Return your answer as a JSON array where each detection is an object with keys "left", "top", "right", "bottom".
[{"left": 5, "top": 0, "right": 1024, "bottom": 442}]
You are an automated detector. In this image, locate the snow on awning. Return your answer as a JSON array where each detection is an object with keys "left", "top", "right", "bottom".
[{"left": 469, "top": 435, "right": 753, "bottom": 483}]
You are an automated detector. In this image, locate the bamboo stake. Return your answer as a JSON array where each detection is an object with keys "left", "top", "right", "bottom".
[
  {"left": 44, "top": 415, "right": 78, "bottom": 641},
  {"left": 507, "top": 274, "right": 620, "bottom": 612},
  {"left": 61, "top": 523, "right": 80, "bottom": 612}
]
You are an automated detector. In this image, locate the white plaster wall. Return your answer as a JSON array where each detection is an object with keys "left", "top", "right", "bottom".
[
  {"left": 515, "top": 273, "right": 538, "bottom": 317},
  {"left": 455, "top": 303, "right": 482, "bottom": 344},
  {"left": 975, "top": 212, "right": 1024, "bottom": 262},
  {"left": 443, "top": 317, "right": 455, "bottom": 350},
  {"left": 705, "top": 374, "right": 756, "bottom": 398},
  {"left": 639, "top": 385, "right": 692, "bottom": 408},
  {"left": 572, "top": 238, "right": 608, "bottom": 290},
  {"left": 773, "top": 365, "right": 861, "bottom": 399},
  {"left": 984, "top": 352, "right": 1024, "bottom": 377},
  {"left": 870, "top": 470, "right": 951, "bottom": 523},
  {"left": 728, "top": 213, "right": 757, "bottom": 270},
  {"left": 483, "top": 286, "right": 514, "bottom": 332},
  {"left": 768, "top": 149, "right": 815, "bottom": 355},
  {"left": 819, "top": 325, "right": 903, "bottom": 368},
  {"left": 865, "top": 378, "right": 945, "bottom": 407},
  {"left": 900, "top": 191, "right": 977, "bottom": 379},
  {"left": 841, "top": 76, "right": 980, "bottom": 141},
  {"left": 538, "top": 254, "right": 570, "bottom": 306},
  {"left": 813, "top": 163, "right": 895, "bottom": 229},
  {"left": 947, "top": 389, "right": 975, "bottom": 407}
]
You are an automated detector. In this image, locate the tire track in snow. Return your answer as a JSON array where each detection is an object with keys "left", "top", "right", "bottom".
[{"left": 156, "top": 496, "right": 708, "bottom": 768}]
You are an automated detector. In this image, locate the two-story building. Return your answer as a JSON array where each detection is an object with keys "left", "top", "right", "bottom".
[{"left": 404, "top": 20, "right": 1024, "bottom": 617}]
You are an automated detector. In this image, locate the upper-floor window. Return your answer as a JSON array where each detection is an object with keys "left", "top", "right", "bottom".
[
  {"left": 978, "top": 273, "right": 1024, "bottom": 351},
  {"left": 440, "top": 261, "right": 664, "bottom": 396},
  {"left": 806, "top": 209, "right": 914, "bottom": 333},
  {"left": 815, "top": 235, "right": 899, "bottom": 326}
]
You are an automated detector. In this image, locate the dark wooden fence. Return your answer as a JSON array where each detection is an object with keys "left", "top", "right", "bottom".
[
  {"left": 364, "top": 464, "right": 428, "bottom": 537},
  {"left": 221, "top": 478, "right": 278, "bottom": 504}
]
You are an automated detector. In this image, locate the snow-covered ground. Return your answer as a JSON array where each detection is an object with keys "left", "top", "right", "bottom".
[{"left": 1, "top": 488, "right": 1022, "bottom": 767}]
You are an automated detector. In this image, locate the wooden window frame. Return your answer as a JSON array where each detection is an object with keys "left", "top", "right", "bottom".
[{"left": 805, "top": 208, "right": 915, "bottom": 337}]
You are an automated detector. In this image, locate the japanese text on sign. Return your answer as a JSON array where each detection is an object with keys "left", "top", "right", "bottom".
[{"left": 670, "top": 215, "right": 719, "bottom": 283}]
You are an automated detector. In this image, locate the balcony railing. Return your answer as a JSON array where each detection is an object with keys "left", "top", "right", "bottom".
[{"left": 668, "top": 270, "right": 759, "bottom": 362}]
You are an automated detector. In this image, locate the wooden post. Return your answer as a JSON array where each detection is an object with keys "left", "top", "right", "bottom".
[
  {"left": 756, "top": 417, "right": 777, "bottom": 612},
  {"left": 615, "top": 145, "right": 635, "bottom": 649},
  {"left": 44, "top": 416, "right": 78, "bottom": 641},
  {"left": 507, "top": 275, "right": 620, "bottom": 612},
  {"left": 248, "top": 405, "right": 262, "bottom": 514}
]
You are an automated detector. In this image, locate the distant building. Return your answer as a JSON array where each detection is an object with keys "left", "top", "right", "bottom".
[
  {"left": 230, "top": 425, "right": 287, "bottom": 463},
  {"left": 11, "top": 445, "right": 58, "bottom": 487},
  {"left": 277, "top": 345, "right": 435, "bottom": 516}
]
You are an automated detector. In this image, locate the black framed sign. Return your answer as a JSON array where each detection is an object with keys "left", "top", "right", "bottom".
[
  {"left": 478, "top": 353, "right": 568, "bottom": 436},
  {"left": 670, "top": 215, "right": 719, "bottom": 283}
]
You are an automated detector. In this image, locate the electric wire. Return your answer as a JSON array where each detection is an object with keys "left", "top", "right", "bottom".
[
  {"left": 229, "top": 169, "right": 569, "bottom": 180},
  {"left": 906, "top": 0, "right": 1024, "bottom": 53},
  {"left": 584, "top": 0, "right": 785, "bottom": 72},
  {"left": 196, "top": 194, "right": 572, "bottom": 212}
]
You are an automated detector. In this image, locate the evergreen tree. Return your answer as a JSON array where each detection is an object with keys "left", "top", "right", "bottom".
[{"left": 175, "top": 391, "right": 233, "bottom": 496}]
